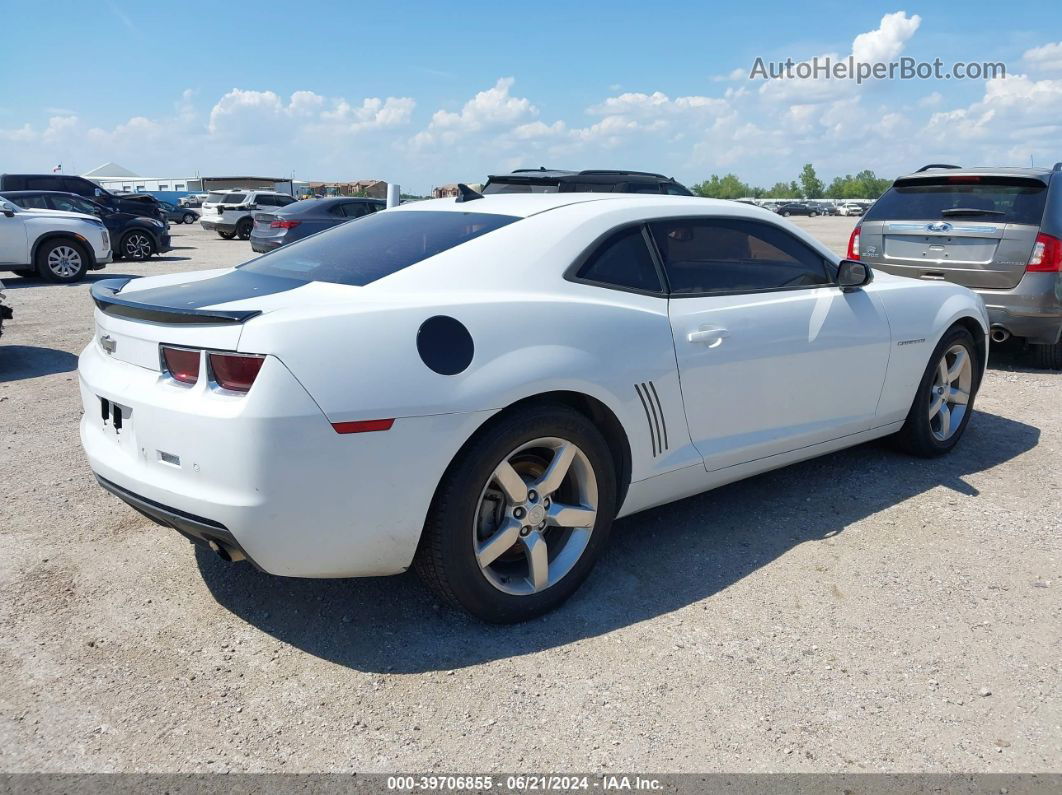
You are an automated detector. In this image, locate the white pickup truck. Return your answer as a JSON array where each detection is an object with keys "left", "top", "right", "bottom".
[{"left": 0, "top": 196, "right": 112, "bottom": 283}]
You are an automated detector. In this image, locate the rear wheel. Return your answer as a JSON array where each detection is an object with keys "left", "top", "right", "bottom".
[
  {"left": 120, "top": 230, "right": 154, "bottom": 261},
  {"left": 892, "top": 326, "right": 980, "bottom": 457},
  {"left": 36, "top": 239, "right": 88, "bottom": 283},
  {"left": 236, "top": 218, "right": 253, "bottom": 240},
  {"left": 182, "top": 213, "right": 196, "bottom": 224},
  {"left": 782, "top": 211, "right": 791, "bottom": 217},
  {"left": 218, "top": 230, "right": 236, "bottom": 240},
  {"left": 414, "top": 404, "right": 617, "bottom": 623},
  {"left": 1032, "top": 341, "right": 1062, "bottom": 370}
]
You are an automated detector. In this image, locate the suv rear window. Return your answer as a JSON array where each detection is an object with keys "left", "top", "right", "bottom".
[
  {"left": 207, "top": 192, "right": 246, "bottom": 204},
  {"left": 865, "top": 177, "right": 1047, "bottom": 225},
  {"left": 240, "top": 210, "right": 520, "bottom": 286}
]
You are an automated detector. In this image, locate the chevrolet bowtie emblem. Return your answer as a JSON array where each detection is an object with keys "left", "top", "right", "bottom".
[{"left": 100, "top": 335, "right": 117, "bottom": 354}]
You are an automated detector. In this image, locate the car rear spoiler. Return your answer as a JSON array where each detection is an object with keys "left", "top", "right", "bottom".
[{"left": 90, "top": 278, "right": 261, "bottom": 325}]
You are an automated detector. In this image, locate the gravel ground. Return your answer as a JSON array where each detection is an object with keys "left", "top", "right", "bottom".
[{"left": 1, "top": 216, "right": 1059, "bottom": 773}]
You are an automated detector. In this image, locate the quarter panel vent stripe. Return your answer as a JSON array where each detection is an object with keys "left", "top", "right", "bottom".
[{"left": 635, "top": 381, "right": 669, "bottom": 458}]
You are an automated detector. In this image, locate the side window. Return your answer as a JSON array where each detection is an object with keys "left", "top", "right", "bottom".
[
  {"left": 346, "top": 202, "right": 373, "bottom": 218},
  {"left": 255, "top": 195, "right": 275, "bottom": 207},
  {"left": 17, "top": 194, "right": 49, "bottom": 210},
  {"left": 49, "top": 195, "right": 91, "bottom": 213},
  {"left": 575, "top": 227, "right": 662, "bottom": 293},
  {"left": 276, "top": 195, "right": 295, "bottom": 206},
  {"left": 62, "top": 177, "right": 93, "bottom": 196},
  {"left": 648, "top": 218, "right": 832, "bottom": 295}
]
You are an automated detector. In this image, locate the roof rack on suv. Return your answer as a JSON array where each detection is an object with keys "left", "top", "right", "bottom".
[{"left": 915, "top": 164, "right": 962, "bottom": 172}]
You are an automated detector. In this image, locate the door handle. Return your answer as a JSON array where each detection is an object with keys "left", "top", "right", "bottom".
[{"left": 687, "top": 326, "right": 729, "bottom": 347}]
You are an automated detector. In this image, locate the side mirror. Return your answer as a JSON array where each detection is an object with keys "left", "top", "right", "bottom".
[
  {"left": 837, "top": 259, "right": 872, "bottom": 291},
  {"left": 1, "top": 209, "right": 14, "bottom": 218}
]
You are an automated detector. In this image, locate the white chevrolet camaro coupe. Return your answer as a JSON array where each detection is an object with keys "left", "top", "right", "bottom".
[{"left": 79, "top": 192, "right": 989, "bottom": 622}]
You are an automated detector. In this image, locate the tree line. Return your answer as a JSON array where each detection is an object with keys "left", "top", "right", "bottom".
[{"left": 691, "top": 164, "right": 892, "bottom": 201}]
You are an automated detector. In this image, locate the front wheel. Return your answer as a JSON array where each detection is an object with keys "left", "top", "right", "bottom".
[
  {"left": 782, "top": 211, "right": 791, "bottom": 217},
  {"left": 36, "top": 239, "right": 89, "bottom": 283},
  {"left": 236, "top": 218, "right": 253, "bottom": 240},
  {"left": 892, "top": 326, "right": 980, "bottom": 457},
  {"left": 183, "top": 213, "right": 196, "bottom": 224},
  {"left": 414, "top": 404, "right": 617, "bottom": 623}
]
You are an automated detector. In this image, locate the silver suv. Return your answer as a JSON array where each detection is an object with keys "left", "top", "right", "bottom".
[{"left": 852, "top": 163, "right": 1062, "bottom": 368}]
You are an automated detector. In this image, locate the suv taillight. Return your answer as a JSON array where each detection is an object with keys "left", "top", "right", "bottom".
[
  {"left": 209, "top": 352, "right": 265, "bottom": 392},
  {"left": 846, "top": 226, "right": 861, "bottom": 260},
  {"left": 1027, "top": 233, "right": 1062, "bottom": 272}
]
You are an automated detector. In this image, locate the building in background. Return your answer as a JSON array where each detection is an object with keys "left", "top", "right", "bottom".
[
  {"left": 305, "top": 179, "right": 387, "bottom": 198},
  {"left": 81, "top": 163, "right": 305, "bottom": 203}
]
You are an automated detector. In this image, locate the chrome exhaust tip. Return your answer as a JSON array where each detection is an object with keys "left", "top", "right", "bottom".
[
  {"left": 990, "top": 327, "right": 1011, "bottom": 344},
  {"left": 207, "top": 539, "right": 245, "bottom": 563}
]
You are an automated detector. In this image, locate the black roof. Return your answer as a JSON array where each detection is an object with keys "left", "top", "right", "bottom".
[{"left": 489, "top": 167, "right": 676, "bottom": 182}]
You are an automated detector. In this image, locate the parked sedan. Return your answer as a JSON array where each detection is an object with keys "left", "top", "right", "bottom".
[
  {"left": 80, "top": 194, "right": 987, "bottom": 622},
  {"left": 774, "top": 202, "right": 819, "bottom": 217},
  {"left": 158, "top": 200, "right": 199, "bottom": 225},
  {"left": 249, "top": 196, "right": 384, "bottom": 252},
  {"left": 1, "top": 191, "right": 170, "bottom": 261}
]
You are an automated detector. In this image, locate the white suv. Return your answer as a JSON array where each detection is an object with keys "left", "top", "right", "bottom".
[
  {"left": 200, "top": 190, "right": 297, "bottom": 240},
  {"left": 0, "top": 196, "right": 112, "bottom": 283}
]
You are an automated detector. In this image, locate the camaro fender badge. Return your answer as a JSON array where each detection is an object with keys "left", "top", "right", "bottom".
[
  {"left": 897, "top": 338, "right": 926, "bottom": 346},
  {"left": 99, "top": 334, "right": 117, "bottom": 354}
]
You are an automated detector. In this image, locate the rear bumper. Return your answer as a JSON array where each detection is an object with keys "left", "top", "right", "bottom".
[
  {"left": 975, "top": 272, "right": 1062, "bottom": 345},
  {"left": 78, "top": 338, "right": 494, "bottom": 577},
  {"left": 249, "top": 236, "right": 283, "bottom": 253},
  {"left": 95, "top": 474, "right": 256, "bottom": 566},
  {"left": 157, "top": 233, "right": 172, "bottom": 254},
  {"left": 200, "top": 218, "right": 235, "bottom": 233}
]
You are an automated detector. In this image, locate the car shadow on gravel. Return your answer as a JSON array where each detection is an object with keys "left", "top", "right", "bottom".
[
  {"left": 0, "top": 345, "right": 79, "bottom": 382},
  {"left": 0, "top": 272, "right": 141, "bottom": 289},
  {"left": 196, "top": 409, "right": 1038, "bottom": 673}
]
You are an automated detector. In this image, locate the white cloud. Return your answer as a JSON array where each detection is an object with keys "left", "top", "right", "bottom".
[
  {"left": 1023, "top": 41, "right": 1062, "bottom": 74},
  {"left": 851, "top": 11, "right": 921, "bottom": 63},
  {"left": 413, "top": 77, "right": 536, "bottom": 148}
]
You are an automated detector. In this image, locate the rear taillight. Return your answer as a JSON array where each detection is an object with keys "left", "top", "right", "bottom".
[
  {"left": 1027, "top": 232, "right": 1062, "bottom": 272},
  {"left": 161, "top": 345, "right": 200, "bottom": 384},
  {"left": 270, "top": 219, "right": 301, "bottom": 229},
  {"left": 846, "top": 226, "right": 861, "bottom": 260},
  {"left": 208, "top": 352, "right": 265, "bottom": 392}
]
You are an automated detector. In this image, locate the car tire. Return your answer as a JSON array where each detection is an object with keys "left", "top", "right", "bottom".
[
  {"left": 1032, "top": 341, "right": 1062, "bottom": 370},
  {"left": 236, "top": 218, "right": 253, "bottom": 240},
  {"left": 782, "top": 211, "right": 791, "bottom": 217},
  {"left": 414, "top": 403, "right": 618, "bottom": 623},
  {"left": 120, "top": 230, "right": 154, "bottom": 261},
  {"left": 892, "top": 325, "right": 980, "bottom": 457},
  {"left": 36, "top": 238, "right": 89, "bottom": 283},
  {"left": 218, "top": 230, "right": 237, "bottom": 240},
  {"left": 810, "top": 211, "right": 818, "bottom": 217},
  {"left": 183, "top": 213, "right": 196, "bottom": 224}
]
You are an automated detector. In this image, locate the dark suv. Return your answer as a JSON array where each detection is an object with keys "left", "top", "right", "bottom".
[
  {"left": 0, "top": 173, "right": 164, "bottom": 222},
  {"left": 482, "top": 168, "right": 692, "bottom": 195},
  {"left": 853, "top": 163, "right": 1062, "bottom": 368},
  {"left": 1, "top": 191, "right": 171, "bottom": 261}
]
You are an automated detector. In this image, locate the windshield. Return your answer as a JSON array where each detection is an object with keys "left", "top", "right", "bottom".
[
  {"left": 865, "top": 178, "right": 1047, "bottom": 225},
  {"left": 240, "top": 210, "right": 520, "bottom": 286}
]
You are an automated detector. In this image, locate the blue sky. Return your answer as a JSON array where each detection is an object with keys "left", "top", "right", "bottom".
[{"left": 2, "top": 1, "right": 1061, "bottom": 193}]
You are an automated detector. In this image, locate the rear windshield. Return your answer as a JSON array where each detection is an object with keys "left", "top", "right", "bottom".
[
  {"left": 482, "top": 180, "right": 558, "bottom": 194},
  {"left": 865, "top": 177, "right": 1047, "bottom": 225},
  {"left": 239, "top": 210, "right": 520, "bottom": 286},
  {"left": 207, "top": 192, "right": 246, "bottom": 204}
]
